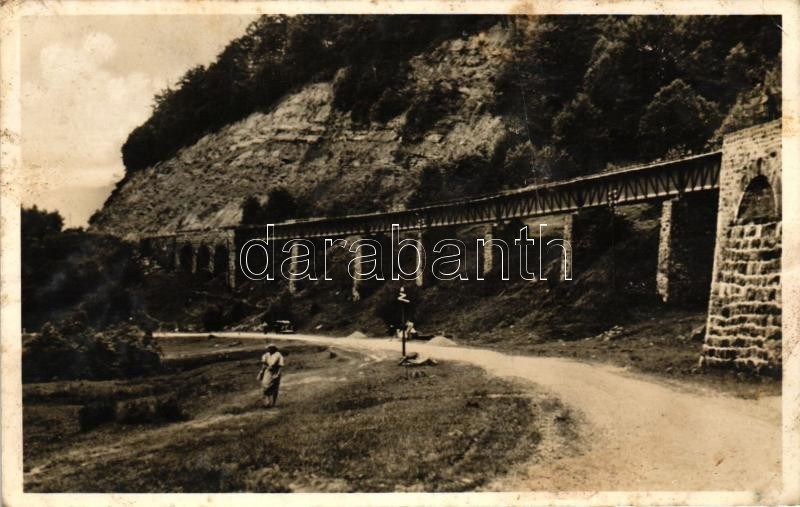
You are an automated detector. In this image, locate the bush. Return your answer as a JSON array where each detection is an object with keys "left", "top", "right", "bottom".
[
  {"left": 261, "top": 293, "right": 296, "bottom": 325},
  {"left": 202, "top": 301, "right": 252, "bottom": 331},
  {"left": 22, "top": 316, "right": 161, "bottom": 383},
  {"left": 240, "top": 188, "right": 306, "bottom": 225}
]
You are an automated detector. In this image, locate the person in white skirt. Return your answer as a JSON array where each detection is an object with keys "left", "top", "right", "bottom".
[{"left": 257, "top": 344, "right": 284, "bottom": 408}]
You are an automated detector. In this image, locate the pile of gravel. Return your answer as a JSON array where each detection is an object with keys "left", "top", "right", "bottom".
[{"left": 426, "top": 335, "right": 457, "bottom": 347}]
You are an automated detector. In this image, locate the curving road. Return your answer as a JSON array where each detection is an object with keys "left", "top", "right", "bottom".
[{"left": 157, "top": 331, "right": 782, "bottom": 497}]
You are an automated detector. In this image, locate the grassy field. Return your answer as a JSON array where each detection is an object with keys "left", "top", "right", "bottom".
[{"left": 24, "top": 338, "right": 577, "bottom": 492}]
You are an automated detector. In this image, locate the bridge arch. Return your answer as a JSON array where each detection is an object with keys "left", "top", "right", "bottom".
[
  {"left": 196, "top": 244, "right": 213, "bottom": 275},
  {"left": 736, "top": 175, "right": 778, "bottom": 224},
  {"left": 178, "top": 243, "right": 194, "bottom": 273},
  {"left": 139, "top": 238, "right": 153, "bottom": 257},
  {"left": 214, "top": 244, "right": 229, "bottom": 276}
]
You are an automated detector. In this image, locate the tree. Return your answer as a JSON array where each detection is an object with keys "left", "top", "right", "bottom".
[
  {"left": 240, "top": 188, "right": 303, "bottom": 225},
  {"left": 262, "top": 188, "right": 301, "bottom": 223},
  {"left": 713, "top": 65, "right": 780, "bottom": 142},
  {"left": 22, "top": 205, "right": 63, "bottom": 240},
  {"left": 494, "top": 16, "right": 606, "bottom": 143},
  {"left": 552, "top": 93, "right": 609, "bottom": 174},
  {"left": 580, "top": 17, "right": 682, "bottom": 160},
  {"left": 241, "top": 196, "right": 263, "bottom": 225},
  {"left": 637, "top": 79, "right": 721, "bottom": 158},
  {"left": 407, "top": 166, "right": 444, "bottom": 207}
]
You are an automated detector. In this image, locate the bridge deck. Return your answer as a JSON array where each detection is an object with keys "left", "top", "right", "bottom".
[{"left": 171, "top": 150, "right": 721, "bottom": 240}]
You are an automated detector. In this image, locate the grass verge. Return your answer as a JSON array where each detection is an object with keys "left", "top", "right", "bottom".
[{"left": 24, "top": 340, "right": 576, "bottom": 492}]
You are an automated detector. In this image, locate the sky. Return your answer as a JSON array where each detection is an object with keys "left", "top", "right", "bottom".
[{"left": 20, "top": 15, "right": 260, "bottom": 228}]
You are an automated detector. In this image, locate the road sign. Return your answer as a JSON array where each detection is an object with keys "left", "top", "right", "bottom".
[
  {"left": 398, "top": 287, "right": 411, "bottom": 357},
  {"left": 397, "top": 287, "right": 411, "bottom": 304}
]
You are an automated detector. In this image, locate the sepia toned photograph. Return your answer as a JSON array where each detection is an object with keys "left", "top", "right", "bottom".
[{"left": 1, "top": 1, "right": 798, "bottom": 505}]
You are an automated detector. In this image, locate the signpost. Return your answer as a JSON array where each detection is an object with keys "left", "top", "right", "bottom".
[{"left": 397, "top": 287, "right": 411, "bottom": 356}]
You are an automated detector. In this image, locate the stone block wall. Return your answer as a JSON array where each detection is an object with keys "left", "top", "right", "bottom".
[{"left": 702, "top": 120, "right": 782, "bottom": 372}]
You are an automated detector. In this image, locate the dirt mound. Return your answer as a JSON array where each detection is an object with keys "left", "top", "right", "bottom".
[
  {"left": 347, "top": 331, "right": 368, "bottom": 340},
  {"left": 77, "top": 395, "right": 184, "bottom": 431},
  {"left": 426, "top": 335, "right": 457, "bottom": 347},
  {"left": 115, "top": 395, "right": 184, "bottom": 424}
]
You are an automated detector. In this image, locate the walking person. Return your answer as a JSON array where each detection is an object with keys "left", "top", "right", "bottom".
[{"left": 258, "top": 344, "right": 284, "bottom": 408}]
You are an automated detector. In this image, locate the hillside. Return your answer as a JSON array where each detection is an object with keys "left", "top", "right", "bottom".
[
  {"left": 89, "top": 15, "right": 780, "bottom": 237},
  {"left": 91, "top": 22, "right": 513, "bottom": 237}
]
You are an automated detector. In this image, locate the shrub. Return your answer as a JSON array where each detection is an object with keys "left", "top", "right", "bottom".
[
  {"left": 240, "top": 188, "right": 306, "bottom": 225},
  {"left": 22, "top": 316, "right": 161, "bottom": 383},
  {"left": 202, "top": 302, "right": 252, "bottom": 331}
]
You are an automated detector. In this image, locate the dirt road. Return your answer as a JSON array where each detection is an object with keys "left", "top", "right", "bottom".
[{"left": 158, "top": 331, "right": 781, "bottom": 496}]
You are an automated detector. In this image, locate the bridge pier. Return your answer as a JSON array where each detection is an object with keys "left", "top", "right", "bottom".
[
  {"left": 478, "top": 222, "right": 517, "bottom": 279},
  {"left": 481, "top": 224, "right": 496, "bottom": 277},
  {"left": 174, "top": 246, "right": 182, "bottom": 272},
  {"left": 287, "top": 242, "right": 299, "bottom": 294},
  {"left": 284, "top": 238, "right": 321, "bottom": 295},
  {"left": 349, "top": 233, "right": 392, "bottom": 301},
  {"left": 205, "top": 246, "right": 215, "bottom": 274},
  {"left": 562, "top": 208, "right": 616, "bottom": 279},
  {"left": 412, "top": 230, "right": 426, "bottom": 288},
  {"left": 656, "top": 195, "right": 717, "bottom": 305},
  {"left": 225, "top": 233, "right": 237, "bottom": 289},
  {"left": 392, "top": 229, "right": 426, "bottom": 288},
  {"left": 703, "top": 121, "right": 782, "bottom": 372},
  {"left": 351, "top": 236, "right": 364, "bottom": 301}
]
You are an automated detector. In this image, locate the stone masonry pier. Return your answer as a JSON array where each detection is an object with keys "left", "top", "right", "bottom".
[{"left": 702, "top": 121, "right": 782, "bottom": 372}]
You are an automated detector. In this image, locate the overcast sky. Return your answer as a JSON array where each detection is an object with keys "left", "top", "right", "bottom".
[{"left": 21, "top": 15, "right": 260, "bottom": 228}]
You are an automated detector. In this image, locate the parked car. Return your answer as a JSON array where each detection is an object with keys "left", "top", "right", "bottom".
[{"left": 275, "top": 320, "right": 295, "bottom": 334}]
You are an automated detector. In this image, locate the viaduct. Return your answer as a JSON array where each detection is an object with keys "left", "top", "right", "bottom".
[{"left": 139, "top": 121, "right": 782, "bottom": 372}]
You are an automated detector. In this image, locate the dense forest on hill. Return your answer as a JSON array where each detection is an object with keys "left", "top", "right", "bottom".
[
  {"left": 493, "top": 16, "right": 780, "bottom": 175},
  {"left": 121, "top": 15, "right": 780, "bottom": 186}
]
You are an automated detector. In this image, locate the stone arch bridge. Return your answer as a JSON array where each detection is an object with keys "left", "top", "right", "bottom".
[{"left": 139, "top": 121, "right": 782, "bottom": 371}]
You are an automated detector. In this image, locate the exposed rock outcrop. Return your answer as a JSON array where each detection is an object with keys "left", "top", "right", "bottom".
[{"left": 91, "top": 24, "right": 515, "bottom": 239}]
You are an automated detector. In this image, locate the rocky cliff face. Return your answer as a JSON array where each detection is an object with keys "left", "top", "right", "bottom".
[{"left": 91, "top": 23, "right": 515, "bottom": 239}]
